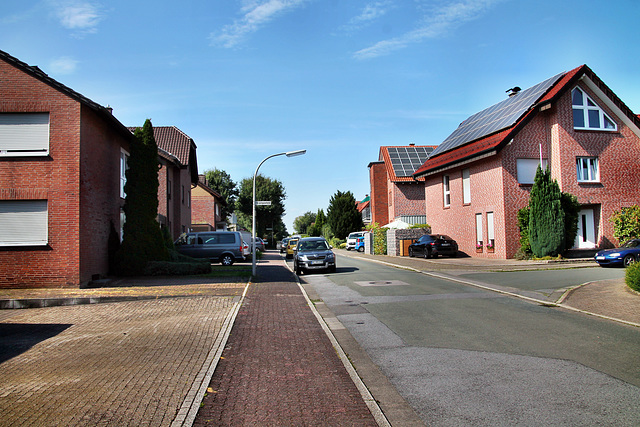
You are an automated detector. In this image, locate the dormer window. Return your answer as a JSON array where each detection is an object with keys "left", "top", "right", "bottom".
[{"left": 572, "top": 87, "right": 616, "bottom": 131}]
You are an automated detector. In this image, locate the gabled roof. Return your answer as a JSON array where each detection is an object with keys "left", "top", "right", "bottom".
[
  {"left": 128, "top": 125, "right": 199, "bottom": 184},
  {"left": 414, "top": 65, "right": 640, "bottom": 177},
  {"left": 0, "top": 48, "right": 134, "bottom": 142},
  {"left": 379, "top": 145, "right": 436, "bottom": 182},
  {"left": 196, "top": 175, "right": 226, "bottom": 205}
]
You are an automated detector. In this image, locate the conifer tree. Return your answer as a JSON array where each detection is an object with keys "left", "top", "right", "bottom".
[
  {"left": 529, "top": 165, "right": 565, "bottom": 257},
  {"left": 115, "top": 119, "right": 168, "bottom": 275},
  {"left": 327, "top": 190, "right": 363, "bottom": 239}
]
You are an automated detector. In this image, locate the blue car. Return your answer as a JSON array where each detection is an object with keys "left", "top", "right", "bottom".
[
  {"left": 594, "top": 239, "right": 640, "bottom": 267},
  {"left": 354, "top": 236, "right": 365, "bottom": 252}
]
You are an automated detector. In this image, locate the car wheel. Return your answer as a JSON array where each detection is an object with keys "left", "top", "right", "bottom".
[
  {"left": 295, "top": 263, "right": 302, "bottom": 275},
  {"left": 221, "top": 254, "right": 234, "bottom": 266},
  {"left": 329, "top": 265, "right": 336, "bottom": 273},
  {"left": 409, "top": 248, "right": 414, "bottom": 258},
  {"left": 424, "top": 248, "right": 431, "bottom": 259},
  {"left": 358, "top": 246, "right": 364, "bottom": 252},
  {"left": 623, "top": 254, "right": 635, "bottom": 267}
]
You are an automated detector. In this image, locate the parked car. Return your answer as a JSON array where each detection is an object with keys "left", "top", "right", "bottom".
[
  {"left": 280, "top": 238, "right": 290, "bottom": 253},
  {"left": 594, "top": 239, "right": 640, "bottom": 267},
  {"left": 242, "top": 241, "right": 251, "bottom": 257},
  {"left": 408, "top": 234, "right": 458, "bottom": 258},
  {"left": 354, "top": 235, "right": 365, "bottom": 252},
  {"left": 293, "top": 237, "right": 336, "bottom": 274},
  {"left": 346, "top": 232, "right": 365, "bottom": 251},
  {"left": 286, "top": 238, "right": 299, "bottom": 259},
  {"left": 174, "top": 231, "right": 245, "bottom": 265},
  {"left": 253, "top": 237, "right": 266, "bottom": 252}
]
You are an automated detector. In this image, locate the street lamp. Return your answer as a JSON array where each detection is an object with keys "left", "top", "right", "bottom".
[{"left": 252, "top": 149, "right": 306, "bottom": 276}]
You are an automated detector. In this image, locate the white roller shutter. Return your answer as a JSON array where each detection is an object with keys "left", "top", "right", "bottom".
[
  {"left": 0, "top": 200, "right": 48, "bottom": 246},
  {"left": 0, "top": 113, "right": 50, "bottom": 156}
]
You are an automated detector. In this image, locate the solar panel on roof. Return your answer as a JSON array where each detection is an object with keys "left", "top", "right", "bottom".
[
  {"left": 430, "top": 72, "right": 564, "bottom": 158},
  {"left": 387, "top": 146, "right": 434, "bottom": 177}
]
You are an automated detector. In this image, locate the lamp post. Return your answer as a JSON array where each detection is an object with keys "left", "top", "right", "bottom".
[{"left": 252, "top": 149, "right": 306, "bottom": 276}]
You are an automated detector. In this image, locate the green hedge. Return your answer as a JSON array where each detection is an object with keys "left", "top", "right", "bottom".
[
  {"left": 144, "top": 260, "right": 212, "bottom": 276},
  {"left": 625, "top": 262, "right": 640, "bottom": 292}
]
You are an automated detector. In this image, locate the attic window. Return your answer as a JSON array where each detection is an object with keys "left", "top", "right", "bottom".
[{"left": 572, "top": 87, "right": 616, "bottom": 131}]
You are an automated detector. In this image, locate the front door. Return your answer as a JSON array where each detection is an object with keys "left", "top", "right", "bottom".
[{"left": 574, "top": 208, "right": 596, "bottom": 249}]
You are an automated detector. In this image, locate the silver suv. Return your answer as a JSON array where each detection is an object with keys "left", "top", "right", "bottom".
[
  {"left": 293, "top": 237, "right": 336, "bottom": 275},
  {"left": 174, "top": 231, "right": 245, "bottom": 265}
]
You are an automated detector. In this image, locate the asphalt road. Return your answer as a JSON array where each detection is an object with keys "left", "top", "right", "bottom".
[{"left": 296, "top": 253, "right": 640, "bottom": 426}]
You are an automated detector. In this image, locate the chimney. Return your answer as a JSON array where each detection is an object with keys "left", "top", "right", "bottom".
[{"left": 506, "top": 87, "right": 521, "bottom": 97}]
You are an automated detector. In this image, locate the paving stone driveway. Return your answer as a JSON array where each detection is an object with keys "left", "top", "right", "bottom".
[{"left": 0, "top": 295, "right": 239, "bottom": 426}]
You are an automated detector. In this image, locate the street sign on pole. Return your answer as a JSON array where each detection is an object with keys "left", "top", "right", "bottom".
[{"left": 256, "top": 201, "right": 272, "bottom": 206}]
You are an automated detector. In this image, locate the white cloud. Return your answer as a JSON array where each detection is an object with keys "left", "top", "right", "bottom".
[
  {"left": 52, "top": 1, "right": 103, "bottom": 35},
  {"left": 342, "top": 1, "right": 395, "bottom": 33},
  {"left": 211, "top": 0, "right": 309, "bottom": 48},
  {"left": 354, "top": 0, "right": 504, "bottom": 59},
  {"left": 49, "top": 56, "right": 79, "bottom": 75}
]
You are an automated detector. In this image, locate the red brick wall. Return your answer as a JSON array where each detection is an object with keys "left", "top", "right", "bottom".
[
  {"left": 0, "top": 59, "right": 131, "bottom": 287},
  {"left": 0, "top": 60, "right": 82, "bottom": 287},
  {"left": 369, "top": 162, "right": 388, "bottom": 226},
  {"left": 191, "top": 185, "right": 219, "bottom": 229},
  {"left": 79, "top": 106, "right": 129, "bottom": 283},
  {"left": 390, "top": 181, "right": 426, "bottom": 219}
]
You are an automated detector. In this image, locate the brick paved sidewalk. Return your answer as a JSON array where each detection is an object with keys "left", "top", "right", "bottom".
[{"left": 193, "top": 254, "right": 379, "bottom": 426}]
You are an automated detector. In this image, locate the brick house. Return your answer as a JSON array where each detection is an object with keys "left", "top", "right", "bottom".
[
  {"left": 368, "top": 145, "right": 436, "bottom": 226},
  {"left": 191, "top": 174, "right": 226, "bottom": 232},
  {"left": 0, "top": 49, "right": 135, "bottom": 288},
  {"left": 414, "top": 65, "right": 640, "bottom": 258},
  {"left": 137, "top": 126, "right": 198, "bottom": 240}
]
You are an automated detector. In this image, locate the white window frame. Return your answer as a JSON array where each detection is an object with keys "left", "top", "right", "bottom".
[
  {"left": 0, "top": 200, "right": 48, "bottom": 246},
  {"left": 0, "top": 113, "right": 50, "bottom": 157},
  {"left": 576, "top": 157, "right": 599, "bottom": 182},
  {"left": 120, "top": 149, "right": 129, "bottom": 199},
  {"left": 443, "top": 175, "right": 451, "bottom": 207},
  {"left": 487, "top": 212, "right": 495, "bottom": 248},
  {"left": 475, "top": 213, "right": 483, "bottom": 247},
  {"left": 462, "top": 169, "right": 471, "bottom": 204},
  {"left": 516, "top": 159, "right": 548, "bottom": 185},
  {"left": 572, "top": 87, "right": 617, "bottom": 131}
]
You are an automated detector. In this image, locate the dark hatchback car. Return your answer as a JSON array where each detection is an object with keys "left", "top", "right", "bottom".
[
  {"left": 594, "top": 239, "right": 640, "bottom": 267},
  {"left": 293, "top": 237, "right": 336, "bottom": 275},
  {"left": 408, "top": 234, "right": 458, "bottom": 258}
]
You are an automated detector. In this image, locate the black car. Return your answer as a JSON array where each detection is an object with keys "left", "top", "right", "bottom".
[
  {"left": 408, "top": 234, "right": 458, "bottom": 258},
  {"left": 293, "top": 237, "right": 336, "bottom": 274}
]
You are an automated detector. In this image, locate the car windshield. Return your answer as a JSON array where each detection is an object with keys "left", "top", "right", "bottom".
[
  {"left": 622, "top": 240, "right": 640, "bottom": 248},
  {"left": 298, "top": 240, "right": 330, "bottom": 251}
]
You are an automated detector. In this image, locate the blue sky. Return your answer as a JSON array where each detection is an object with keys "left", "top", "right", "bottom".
[{"left": 2, "top": 0, "right": 639, "bottom": 233}]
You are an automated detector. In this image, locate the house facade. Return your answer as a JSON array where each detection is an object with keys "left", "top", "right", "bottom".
[
  {"left": 0, "top": 49, "right": 134, "bottom": 288},
  {"left": 149, "top": 126, "right": 198, "bottom": 240},
  {"left": 414, "top": 65, "right": 640, "bottom": 258},
  {"left": 368, "top": 145, "right": 436, "bottom": 227},
  {"left": 191, "top": 175, "right": 226, "bottom": 232}
]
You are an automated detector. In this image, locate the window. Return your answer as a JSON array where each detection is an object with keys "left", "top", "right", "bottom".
[
  {"left": 487, "top": 212, "right": 495, "bottom": 249},
  {"left": 462, "top": 169, "right": 471, "bottom": 204},
  {"left": 0, "top": 200, "right": 48, "bottom": 246},
  {"left": 475, "top": 213, "right": 483, "bottom": 247},
  {"left": 120, "top": 149, "right": 129, "bottom": 198},
  {"left": 516, "top": 159, "right": 548, "bottom": 184},
  {"left": 120, "top": 209, "right": 126, "bottom": 241},
  {"left": 167, "top": 179, "right": 172, "bottom": 200},
  {"left": 572, "top": 87, "right": 616, "bottom": 131},
  {"left": 443, "top": 175, "right": 451, "bottom": 207},
  {"left": 576, "top": 157, "right": 599, "bottom": 182},
  {"left": 0, "top": 113, "right": 50, "bottom": 157}
]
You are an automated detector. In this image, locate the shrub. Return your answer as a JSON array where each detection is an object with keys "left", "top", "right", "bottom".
[
  {"left": 625, "top": 261, "right": 640, "bottom": 292},
  {"left": 366, "top": 222, "right": 387, "bottom": 255},
  {"left": 409, "top": 223, "right": 431, "bottom": 230},
  {"left": 610, "top": 205, "right": 640, "bottom": 245}
]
